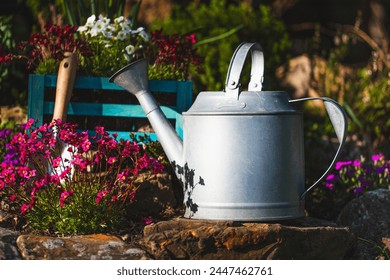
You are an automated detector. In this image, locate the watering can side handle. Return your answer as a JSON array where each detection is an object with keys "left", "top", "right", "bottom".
[
  {"left": 289, "top": 97, "right": 348, "bottom": 199},
  {"left": 225, "top": 42, "right": 264, "bottom": 99}
]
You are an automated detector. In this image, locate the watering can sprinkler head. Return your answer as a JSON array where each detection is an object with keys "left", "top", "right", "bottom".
[
  {"left": 109, "top": 58, "right": 149, "bottom": 96},
  {"left": 109, "top": 58, "right": 184, "bottom": 171}
]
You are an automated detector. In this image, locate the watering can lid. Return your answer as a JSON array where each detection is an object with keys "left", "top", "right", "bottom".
[
  {"left": 184, "top": 42, "right": 298, "bottom": 116},
  {"left": 183, "top": 90, "right": 299, "bottom": 115}
]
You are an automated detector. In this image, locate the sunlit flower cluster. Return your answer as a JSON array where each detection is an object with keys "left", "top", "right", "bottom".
[
  {"left": 324, "top": 153, "right": 390, "bottom": 195},
  {"left": 0, "top": 119, "right": 164, "bottom": 234},
  {"left": 77, "top": 14, "right": 149, "bottom": 63}
]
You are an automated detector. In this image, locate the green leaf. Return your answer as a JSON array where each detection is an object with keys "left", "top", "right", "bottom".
[
  {"left": 343, "top": 101, "right": 362, "bottom": 128},
  {"left": 194, "top": 24, "right": 244, "bottom": 47}
]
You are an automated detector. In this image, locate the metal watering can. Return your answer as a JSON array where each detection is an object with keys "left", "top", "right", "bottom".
[{"left": 110, "top": 42, "right": 348, "bottom": 221}]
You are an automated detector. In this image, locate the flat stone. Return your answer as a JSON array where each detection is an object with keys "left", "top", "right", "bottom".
[
  {"left": 0, "top": 227, "right": 21, "bottom": 260},
  {"left": 141, "top": 217, "right": 354, "bottom": 260},
  {"left": 16, "top": 233, "right": 150, "bottom": 260},
  {"left": 337, "top": 189, "right": 390, "bottom": 259}
]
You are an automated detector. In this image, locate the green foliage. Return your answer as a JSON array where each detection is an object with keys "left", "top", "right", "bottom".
[
  {"left": 345, "top": 68, "right": 390, "bottom": 148},
  {"left": 0, "top": 15, "right": 27, "bottom": 105},
  {"left": 152, "top": 0, "right": 291, "bottom": 92},
  {"left": 34, "top": 58, "right": 59, "bottom": 75},
  {"left": 26, "top": 0, "right": 129, "bottom": 27},
  {"left": 26, "top": 178, "right": 125, "bottom": 235},
  {"left": 61, "top": 0, "right": 128, "bottom": 27}
]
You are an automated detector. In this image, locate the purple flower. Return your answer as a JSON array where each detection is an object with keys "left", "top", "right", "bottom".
[
  {"left": 325, "top": 182, "right": 334, "bottom": 190},
  {"left": 3, "top": 143, "right": 20, "bottom": 165},
  {"left": 364, "top": 166, "right": 373, "bottom": 174},
  {"left": 353, "top": 187, "right": 364, "bottom": 196},
  {"left": 0, "top": 129, "right": 12, "bottom": 139},
  {"left": 376, "top": 166, "right": 387, "bottom": 174},
  {"left": 335, "top": 161, "right": 352, "bottom": 170},
  {"left": 326, "top": 173, "right": 337, "bottom": 182}
]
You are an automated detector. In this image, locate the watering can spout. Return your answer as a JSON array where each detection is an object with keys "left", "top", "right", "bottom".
[{"left": 109, "top": 58, "right": 184, "bottom": 170}]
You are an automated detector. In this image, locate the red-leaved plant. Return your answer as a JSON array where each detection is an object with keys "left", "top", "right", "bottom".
[
  {"left": 148, "top": 29, "right": 202, "bottom": 80},
  {"left": 0, "top": 119, "right": 164, "bottom": 235},
  {"left": 0, "top": 23, "right": 92, "bottom": 73}
]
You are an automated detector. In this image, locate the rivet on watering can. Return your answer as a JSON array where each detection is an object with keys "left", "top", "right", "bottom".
[{"left": 229, "top": 80, "right": 236, "bottom": 87}]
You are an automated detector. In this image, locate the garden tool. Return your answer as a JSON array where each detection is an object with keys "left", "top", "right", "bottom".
[
  {"left": 110, "top": 42, "right": 348, "bottom": 221},
  {"left": 49, "top": 51, "right": 77, "bottom": 180}
]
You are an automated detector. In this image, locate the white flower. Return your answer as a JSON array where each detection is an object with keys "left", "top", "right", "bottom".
[
  {"left": 86, "top": 15, "right": 96, "bottom": 27},
  {"left": 114, "top": 16, "right": 124, "bottom": 24},
  {"left": 117, "top": 31, "right": 128, "bottom": 41},
  {"left": 107, "top": 25, "right": 116, "bottom": 32},
  {"left": 123, "top": 53, "right": 131, "bottom": 62},
  {"left": 77, "top": 25, "right": 88, "bottom": 33},
  {"left": 94, "top": 19, "right": 106, "bottom": 33},
  {"left": 139, "top": 30, "right": 149, "bottom": 41},
  {"left": 131, "top": 27, "right": 144, "bottom": 34},
  {"left": 89, "top": 28, "right": 98, "bottom": 37},
  {"left": 120, "top": 21, "right": 131, "bottom": 33},
  {"left": 104, "top": 31, "right": 113, "bottom": 39},
  {"left": 125, "top": 45, "right": 135, "bottom": 55},
  {"left": 99, "top": 14, "right": 110, "bottom": 25}
]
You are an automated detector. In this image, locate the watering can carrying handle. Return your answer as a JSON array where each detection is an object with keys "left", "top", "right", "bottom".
[
  {"left": 289, "top": 97, "right": 348, "bottom": 198},
  {"left": 225, "top": 42, "right": 264, "bottom": 99}
]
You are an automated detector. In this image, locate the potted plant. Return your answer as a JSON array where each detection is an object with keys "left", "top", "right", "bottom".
[{"left": 1, "top": 15, "right": 201, "bottom": 138}]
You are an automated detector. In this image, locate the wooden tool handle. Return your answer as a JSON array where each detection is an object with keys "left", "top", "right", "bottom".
[{"left": 52, "top": 52, "right": 77, "bottom": 121}]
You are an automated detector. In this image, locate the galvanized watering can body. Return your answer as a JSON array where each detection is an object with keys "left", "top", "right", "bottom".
[{"left": 110, "top": 42, "right": 348, "bottom": 221}]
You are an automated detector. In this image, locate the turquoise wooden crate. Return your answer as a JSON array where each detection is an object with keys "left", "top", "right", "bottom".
[{"left": 27, "top": 74, "right": 193, "bottom": 140}]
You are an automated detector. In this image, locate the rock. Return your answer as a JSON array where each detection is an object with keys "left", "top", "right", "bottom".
[
  {"left": 0, "top": 227, "right": 21, "bottom": 260},
  {"left": 337, "top": 189, "right": 390, "bottom": 259},
  {"left": 16, "top": 233, "right": 150, "bottom": 260},
  {"left": 141, "top": 217, "right": 354, "bottom": 260},
  {"left": 127, "top": 171, "right": 178, "bottom": 219}
]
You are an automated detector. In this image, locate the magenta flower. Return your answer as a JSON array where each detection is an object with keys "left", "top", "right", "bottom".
[
  {"left": 335, "top": 161, "right": 352, "bottom": 170},
  {"left": 0, "top": 118, "right": 165, "bottom": 234},
  {"left": 0, "top": 129, "right": 12, "bottom": 139},
  {"left": 372, "top": 154, "right": 384, "bottom": 162},
  {"left": 59, "top": 190, "right": 74, "bottom": 207},
  {"left": 107, "top": 157, "right": 117, "bottom": 165},
  {"left": 352, "top": 160, "right": 361, "bottom": 167},
  {"left": 143, "top": 216, "right": 153, "bottom": 225},
  {"left": 20, "top": 203, "right": 29, "bottom": 215}
]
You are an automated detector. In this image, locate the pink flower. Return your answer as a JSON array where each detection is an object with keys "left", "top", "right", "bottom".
[
  {"left": 108, "top": 157, "right": 117, "bottom": 165},
  {"left": 352, "top": 160, "right": 361, "bottom": 167},
  {"left": 143, "top": 216, "right": 153, "bottom": 225},
  {"left": 117, "top": 172, "right": 126, "bottom": 182},
  {"left": 52, "top": 157, "right": 62, "bottom": 168},
  {"left": 335, "top": 161, "right": 352, "bottom": 170},
  {"left": 20, "top": 204, "right": 29, "bottom": 215},
  {"left": 372, "top": 154, "right": 384, "bottom": 162},
  {"left": 95, "top": 189, "right": 109, "bottom": 204},
  {"left": 81, "top": 139, "right": 91, "bottom": 152},
  {"left": 59, "top": 190, "right": 74, "bottom": 207},
  {"left": 138, "top": 154, "right": 149, "bottom": 169}
]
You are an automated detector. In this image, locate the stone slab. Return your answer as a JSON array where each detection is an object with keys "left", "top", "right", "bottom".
[
  {"left": 141, "top": 217, "right": 354, "bottom": 260},
  {"left": 16, "top": 233, "right": 150, "bottom": 260}
]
